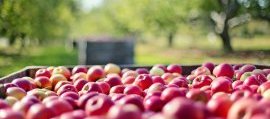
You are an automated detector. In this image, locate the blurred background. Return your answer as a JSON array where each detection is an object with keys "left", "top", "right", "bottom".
[{"left": 0, "top": 0, "right": 270, "bottom": 77}]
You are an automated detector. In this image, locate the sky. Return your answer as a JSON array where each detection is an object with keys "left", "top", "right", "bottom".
[{"left": 80, "top": 0, "right": 104, "bottom": 11}]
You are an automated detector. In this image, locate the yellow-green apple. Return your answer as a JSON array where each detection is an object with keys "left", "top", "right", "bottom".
[
  {"left": 46, "top": 66, "right": 55, "bottom": 74},
  {"left": 5, "top": 96, "right": 18, "bottom": 106},
  {"left": 27, "top": 89, "right": 46, "bottom": 100},
  {"left": 149, "top": 67, "right": 165, "bottom": 76},
  {"left": 122, "top": 70, "right": 138, "bottom": 79},
  {"left": 162, "top": 97, "right": 204, "bottom": 119},
  {"left": 213, "top": 63, "right": 234, "bottom": 78},
  {"left": 107, "top": 104, "right": 142, "bottom": 119},
  {"left": 85, "top": 96, "right": 114, "bottom": 116},
  {"left": 35, "top": 68, "right": 51, "bottom": 78},
  {"left": 104, "top": 63, "right": 121, "bottom": 74},
  {"left": 49, "top": 74, "right": 67, "bottom": 88},
  {"left": 87, "top": 66, "right": 105, "bottom": 82},
  {"left": 6, "top": 87, "right": 26, "bottom": 100},
  {"left": 26, "top": 103, "right": 54, "bottom": 119},
  {"left": 52, "top": 66, "right": 71, "bottom": 79},
  {"left": 34, "top": 76, "right": 52, "bottom": 90},
  {"left": 258, "top": 81, "right": 270, "bottom": 95}
]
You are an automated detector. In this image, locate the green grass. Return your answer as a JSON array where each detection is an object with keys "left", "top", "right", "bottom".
[{"left": 0, "top": 35, "right": 270, "bottom": 77}]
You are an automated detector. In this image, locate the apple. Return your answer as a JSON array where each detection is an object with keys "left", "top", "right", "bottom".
[
  {"left": 168, "top": 77, "right": 188, "bottom": 88},
  {"left": 161, "top": 87, "right": 186, "bottom": 103},
  {"left": 22, "top": 77, "right": 37, "bottom": 89},
  {"left": 21, "top": 95, "right": 40, "bottom": 104},
  {"left": 258, "top": 81, "right": 270, "bottom": 95},
  {"left": 72, "top": 65, "right": 88, "bottom": 74},
  {"left": 27, "top": 89, "right": 47, "bottom": 100},
  {"left": 12, "top": 78, "right": 33, "bottom": 91},
  {"left": 60, "top": 91, "right": 79, "bottom": 100},
  {"left": 73, "top": 78, "right": 88, "bottom": 91},
  {"left": 202, "top": 62, "right": 215, "bottom": 73},
  {"left": 85, "top": 96, "right": 114, "bottom": 116},
  {"left": 122, "top": 70, "right": 138, "bottom": 79},
  {"left": 45, "top": 98, "right": 73, "bottom": 117},
  {"left": 110, "top": 85, "right": 126, "bottom": 94},
  {"left": 70, "top": 72, "right": 87, "bottom": 82},
  {"left": 144, "top": 96, "right": 164, "bottom": 112},
  {"left": 233, "top": 84, "right": 252, "bottom": 92},
  {"left": 118, "top": 94, "right": 144, "bottom": 111},
  {"left": 151, "top": 76, "right": 165, "bottom": 85},
  {"left": 227, "top": 98, "right": 258, "bottom": 119},
  {"left": 147, "top": 83, "right": 166, "bottom": 94},
  {"left": 107, "top": 104, "right": 142, "bottom": 119},
  {"left": 232, "top": 80, "right": 243, "bottom": 89},
  {"left": 104, "top": 75, "right": 123, "bottom": 87},
  {"left": 5, "top": 96, "right": 18, "bottom": 106},
  {"left": 3, "top": 83, "right": 18, "bottom": 92},
  {"left": 122, "top": 76, "right": 136, "bottom": 84},
  {"left": 0, "top": 109, "right": 24, "bottom": 119},
  {"left": 233, "top": 64, "right": 244, "bottom": 70},
  {"left": 210, "top": 76, "right": 232, "bottom": 94},
  {"left": 26, "top": 103, "right": 54, "bottom": 119},
  {"left": 6, "top": 87, "right": 26, "bottom": 100},
  {"left": 134, "top": 74, "right": 153, "bottom": 90},
  {"left": 161, "top": 73, "right": 178, "bottom": 83},
  {"left": 243, "top": 75, "right": 260, "bottom": 86},
  {"left": 87, "top": 66, "right": 105, "bottom": 82},
  {"left": 230, "top": 90, "right": 252, "bottom": 102},
  {"left": 97, "top": 82, "right": 111, "bottom": 94},
  {"left": 59, "top": 109, "right": 87, "bottom": 119},
  {"left": 124, "top": 85, "right": 142, "bottom": 96},
  {"left": 104, "top": 63, "right": 121, "bottom": 74},
  {"left": 34, "top": 76, "right": 52, "bottom": 90},
  {"left": 186, "top": 89, "right": 208, "bottom": 103},
  {"left": 81, "top": 82, "right": 102, "bottom": 94},
  {"left": 78, "top": 92, "right": 99, "bottom": 109},
  {"left": 149, "top": 67, "right": 165, "bottom": 76},
  {"left": 207, "top": 96, "right": 233, "bottom": 118},
  {"left": 192, "top": 75, "right": 213, "bottom": 88},
  {"left": 167, "top": 64, "right": 182, "bottom": 74},
  {"left": 35, "top": 68, "right": 51, "bottom": 78},
  {"left": 52, "top": 66, "right": 71, "bottom": 79},
  {"left": 110, "top": 93, "right": 126, "bottom": 102},
  {"left": 262, "top": 89, "right": 270, "bottom": 100},
  {"left": 193, "top": 66, "right": 211, "bottom": 76},
  {"left": 12, "top": 100, "right": 35, "bottom": 115},
  {"left": 162, "top": 97, "right": 204, "bottom": 119},
  {"left": 136, "top": 68, "right": 149, "bottom": 74},
  {"left": 49, "top": 74, "right": 67, "bottom": 88},
  {"left": 240, "top": 64, "right": 256, "bottom": 72},
  {"left": 267, "top": 74, "right": 270, "bottom": 80},
  {"left": 0, "top": 99, "right": 10, "bottom": 109},
  {"left": 235, "top": 70, "right": 245, "bottom": 80},
  {"left": 240, "top": 72, "right": 253, "bottom": 81},
  {"left": 54, "top": 81, "right": 72, "bottom": 92},
  {"left": 213, "top": 63, "right": 234, "bottom": 78},
  {"left": 56, "top": 84, "right": 77, "bottom": 95}
]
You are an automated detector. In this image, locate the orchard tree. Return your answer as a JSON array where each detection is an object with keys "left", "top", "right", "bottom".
[{"left": 0, "top": 0, "right": 78, "bottom": 47}]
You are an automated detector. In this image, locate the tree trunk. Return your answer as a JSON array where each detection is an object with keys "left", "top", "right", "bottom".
[
  {"left": 168, "top": 32, "right": 174, "bottom": 47},
  {"left": 8, "top": 34, "right": 17, "bottom": 46},
  {"left": 219, "top": 21, "right": 233, "bottom": 53}
]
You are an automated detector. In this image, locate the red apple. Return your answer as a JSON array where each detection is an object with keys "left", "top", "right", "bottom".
[
  {"left": 97, "top": 82, "right": 110, "bottom": 94},
  {"left": 52, "top": 66, "right": 71, "bottom": 79},
  {"left": 136, "top": 68, "right": 149, "bottom": 74},
  {"left": 168, "top": 77, "right": 188, "bottom": 88},
  {"left": 240, "top": 64, "right": 256, "bottom": 72},
  {"left": 122, "top": 76, "right": 136, "bottom": 84},
  {"left": 60, "top": 91, "right": 79, "bottom": 100},
  {"left": 26, "top": 103, "right": 54, "bottom": 119},
  {"left": 227, "top": 98, "right": 258, "bottom": 119},
  {"left": 59, "top": 109, "right": 87, "bottom": 119},
  {"left": 54, "top": 81, "right": 72, "bottom": 92},
  {"left": 0, "top": 109, "right": 24, "bottom": 119},
  {"left": 35, "top": 68, "right": 51, "bottom": 78},
  {"left": 210, "top": 76, "right": 232, "bottom": 94},
  {"left": 258, "top": 81, "right": 270, "bottom": 95},
  {"left": 192, "top": 75, "right": 213, "bottom": 88},
  {"left": 122, "top": 70, "right": 138, "bottom": 79},
  {"left": 118, "top": 94, "right": 144, "bottom": 111},
  {"left": 70, "top": 72, "right": 87, "bottom": 82},
  {"left": 213, "top": 63, "right": 234, "bottom": 78},
  {"left": 167, "top": 64, "right": 182, "bottom": 74},
  {"left": 202, "top": 62, "right": 215, "bottom": 73},
  {"left": 73, "top": 78, "right": 88, "bottom": 91},
  {"left": 232, "top": 80, "right": 243, "bottom": 89},
  {"left": 230, "top": 90, "right": 253, "bottom": 102},
  {"left": 81, "top": 82, "right": 102, "bottom": 94},
  {"left": 85, "top": 96, "right": 114, "bottom": 116},
  {"left": 49, "top": 74, "right": 67, "bottom": 88},
  {"left": 78, "top": 92, "right": 99, "bottom": 109},
  {"left": 243, "top": 75, "right": 260, "bottom": 86},
  {"left": 124, "top": 85, "right": 143, "bottom": 96},
  {"left": 134, "top": 74, "right": 153, "bottom": 90},
  {"left": 233, "top": 64, "right": 244, "bottom": 70},
  {"left": 193, "top": 66, "right": 211, "bottom": 76},
  {"left": 12, "top": 100, "right": 36, "bottom": 115},
  {"left": 0, "top": 99, "right": 10, "bottom": 109},
  {"left": 151, "top": 76, "right": 165, "bottom": 85},
  {"left": 56, "top": 84, "right": 77, "bottom": 95},
  {"left": 107, "top": 104, "right": 142, "bottom": 119},
  {"left": 45, "top": 99, "right": 73, "bottom": 117},
  {"left": 72, "top": 65, "right": 88, "bottom": 74},
  {"left": 87, "top": 66, "right": 105, "bottom": 82},
  {"left": 207, "top": 96, "right": 233, "bottom": 118},
  {"left": 162, "top": 97, "right": 204, "bottom": 119},
  {"left": 147, "top": 83, "right": 166, "bottom": 93},
  {"left": 235, "top": 70, "right": 245, "bottom": 80},
  {"left": 186, "top": 89, "right": 208, "bottom": 103},
  {"left": 110, "top": 85, "right": 126, "bottom": 94},
  {"left": 161, "top": 87, "right": 186, "bottom": 103},
  {"left": 34, "top": 76, "right": 52, "bottom": 90},
  {"left": 110, "top": 93, "right": 126, "bottom": 102},
  {"left": 3, "top": 83, "right": 18, "bottom": 92},
  {"left": 144, "top": 96, "right": 164, "bottom": 112},
  {"left": 12, "top": 78, "right": 33, "bottom": 91},
  {"left": 104, "top": 75, "right": 123, "bottom": 87}
]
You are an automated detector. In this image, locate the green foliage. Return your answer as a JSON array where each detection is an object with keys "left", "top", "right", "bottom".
[{"left": 0, "top": 0, "right": 78, "bottom": 45}]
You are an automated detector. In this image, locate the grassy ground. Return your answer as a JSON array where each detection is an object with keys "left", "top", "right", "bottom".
[{"left": 0, "top": 35, "right": 270, "bottom": 77}]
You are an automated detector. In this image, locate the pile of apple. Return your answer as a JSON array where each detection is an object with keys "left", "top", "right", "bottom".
[{"left": 1, "top": 63, "right": 270, "bottom": 119}]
